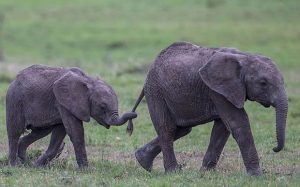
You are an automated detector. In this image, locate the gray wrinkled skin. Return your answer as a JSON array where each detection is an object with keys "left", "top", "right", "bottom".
[
  {"left": 6, "top": 65, "right": 137, "bottom": 167},
  {"left": 128, "top": 42, "right": 288, "bottom": 176}
]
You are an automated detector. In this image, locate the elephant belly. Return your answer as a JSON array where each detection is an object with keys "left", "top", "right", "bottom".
[
  {"left": 25, "top": 110, "right": 62, "bottom": 128},
  {"left": 164, "top": 86, "right": 218, "bottom": 127},
  {"left": 166, "top": 98, "right": 218, "bottom": 127}
]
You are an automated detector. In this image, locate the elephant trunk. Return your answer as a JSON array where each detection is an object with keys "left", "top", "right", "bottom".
[
  {"left": 273, "top": 89, "right": 288, "bottom": 152},
  {"left": 108, "top": 111, "right": 137, "bottom": 126}
]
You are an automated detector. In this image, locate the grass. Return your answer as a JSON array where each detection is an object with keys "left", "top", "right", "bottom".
[{"left": 0, "top": 0, "right": 300, "bottom": 186}]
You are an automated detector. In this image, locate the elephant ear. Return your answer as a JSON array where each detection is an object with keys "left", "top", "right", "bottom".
[
  {"left": 199, "top": 52, "right": 246, "bottom": 108},
  {"left": 53, "top": 72, "right": 90, "bottom": 122}
]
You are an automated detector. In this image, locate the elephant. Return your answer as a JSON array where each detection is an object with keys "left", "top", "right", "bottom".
[
  {"left": 127, "top": 42, "right": 288, "bottom": 176},
  {"left": 6, "top": 64, "right": 137, "bottom": 167}
]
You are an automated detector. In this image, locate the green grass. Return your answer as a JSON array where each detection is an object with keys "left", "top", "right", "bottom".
[{"left": 0, "top": 0, "right": 300, "bottom": 186}]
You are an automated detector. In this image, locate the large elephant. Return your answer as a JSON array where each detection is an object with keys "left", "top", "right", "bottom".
[
  {"left": 6, "top": 65, "right": 137, "bottom": 167},
  {"left": 127, "top": 42, "right": 288, "bottom": 176}
]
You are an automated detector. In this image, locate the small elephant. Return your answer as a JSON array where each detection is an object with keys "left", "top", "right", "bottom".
[
  {"left": 127, "top": 42, "right": 288, "bottom": 176},
  {"left": 6, "top": 64, "right": 137, "bottom": 167}
]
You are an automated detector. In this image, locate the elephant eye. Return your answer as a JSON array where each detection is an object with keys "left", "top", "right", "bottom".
[
  {"left": 100, "top": 103, "right": 107, "bottom": 111},
  {"left": 259, "top": 80, "right": 267, "bottom": 87}
]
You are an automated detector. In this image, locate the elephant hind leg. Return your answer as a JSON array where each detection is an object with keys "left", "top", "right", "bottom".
[
  {"left": 7, "top": 130, "right": 23, "bottom": 166},
  {"left": 201, "top": 119, "right": 230, "bottom": 170},
  {"left": 135, "top": 127, "right": 192, "bottom": 172},
  {"left": 6, "top": 115, "right": 25, "bottom": 166},
  {"left": 145, "top": 96, "right": 180, "bottom": 173},
  {"left": 18, "top": 127, "right": 53, "bottom": 162},
  {"left": 34, "top": 125, "right": 66, "bottom": 167}
]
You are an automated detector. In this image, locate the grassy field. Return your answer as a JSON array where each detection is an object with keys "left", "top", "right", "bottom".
[{"left": 0, "top": 0, "right": 300, "bottom": 186}]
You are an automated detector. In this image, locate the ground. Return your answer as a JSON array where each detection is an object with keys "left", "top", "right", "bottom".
[{"left": 0, "top": 0, "right": 299, "bottom": 186}]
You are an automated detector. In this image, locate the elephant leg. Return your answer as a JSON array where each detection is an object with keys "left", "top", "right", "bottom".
[
  {"left": 135, "top": 127, "right": 192, "bottom": 172},
  {"left": 59, "top": 106, "right": 88, "bottom": 168},
  {"left": 34, "top": 125, "right": 66, "bottom": 167},
  {"left": 18, "top": 127, "right": 53, "bottom": 161},
  {"left": 146, "top": 96, "right": 179, "bottom": 173},
  {"left": 210, "top": 91, "right": 262, "bottom": 176},
  {"left": 201, "top": 118, "right": 230, "bottom": 170},
  {"left": 6, "top": 116, "right": 25, "bottom": 166}
]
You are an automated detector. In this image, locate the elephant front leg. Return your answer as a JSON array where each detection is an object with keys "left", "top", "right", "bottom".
[
  {"left": 231, "top": 121, "right": 262, "bottom": 176},
  {"left": 210, "top": 92, "right": 262, "bottom": 176},
  {"left": 201, "top": 119, "right": 230, "bottom": 170},
  {"left": 135, "top": 127, "right": 192, "bottom": 172},
  {"left": 59, "top": 106, "right": 88, "bottom": 168}
]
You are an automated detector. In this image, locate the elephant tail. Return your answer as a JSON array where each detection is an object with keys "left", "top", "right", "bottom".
[{"left": 127, "top": 88, "right": 145, "bottom": 136}]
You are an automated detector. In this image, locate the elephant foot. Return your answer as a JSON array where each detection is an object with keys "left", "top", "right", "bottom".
[
  {"left": 200, "top": 165, "right": 216, "bottom": 172},
  {"left": 33, "top": 142, "right": 66, "bottom": 167},
  {"left": 135, "top": 149, "right": 154, "bottom": 172},
  {"left": 77, "top": 164, "right": 89, "bottom": 171},
  {"left": 33, "top": 156, "right": 48, "bottom": 167},
  {"left": 33, "top": 162, "right": 45, "bottom": 167},
  {"left": 75, "top": 160, "right": 89, "bottom": 170},
  {"left": 247, "top": 168, "right": 263, "bottom": 176},
  {"left": 9, "top": 158, "right": 22, "bottom": 167},
  {"left": 165, "top": 163, "right": 182, "bottom": 173}
]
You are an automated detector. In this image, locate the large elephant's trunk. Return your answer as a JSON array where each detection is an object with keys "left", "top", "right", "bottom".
[
  {"left": 108, "top": 112, "right": 137, "bottom": 126},
  {"left": 273, "top": 89, "right": 288, "bottom": 152}
]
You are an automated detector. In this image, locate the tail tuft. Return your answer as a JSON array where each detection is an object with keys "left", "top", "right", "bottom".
[{"left": 127, "top": 119, "right": 133, "bottom": 136}]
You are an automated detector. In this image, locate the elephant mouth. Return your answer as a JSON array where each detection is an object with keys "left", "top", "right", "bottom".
[
  {"left": 96, "top": 119, "right": 111, "bottom": 129},
  {"left": 260, "top": 101, "right": 271, "bottom": 108}
]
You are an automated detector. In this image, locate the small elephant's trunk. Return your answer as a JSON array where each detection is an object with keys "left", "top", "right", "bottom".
[
  {"left": 273, "top": 89, "right": 288, "bottom": 152},
  {"left": 109, "top": 112, "right": 137, "bottom": 126}
]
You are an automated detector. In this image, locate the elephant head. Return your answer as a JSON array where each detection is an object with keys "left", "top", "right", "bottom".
[
  {"left": 199, "top": 51, "right": 288, "bottom": 152},
  {"left": 53, "top": 71, "right": 137, "bottom": 129}
]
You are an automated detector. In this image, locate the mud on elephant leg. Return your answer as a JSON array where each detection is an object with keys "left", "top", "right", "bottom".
[
  {"left": 136, "top": 127, "right": 192, "bottom": 172},
  {"left": 201, "top": 119, "right": 230, "bottom": 171},
  {"left": 34, "top": 125, "right": 66, "bottom": 167},
  {"left": 18, "top": 127, "right": 53, "bottom": 162}
]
